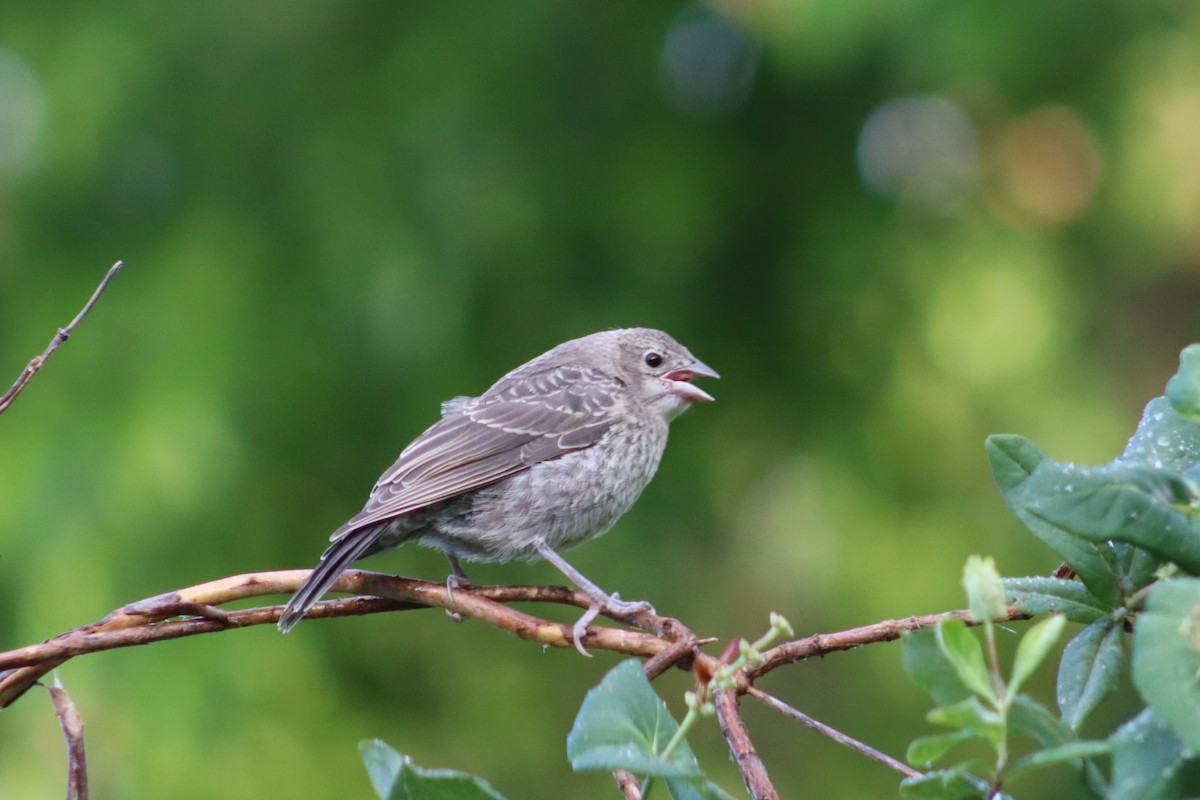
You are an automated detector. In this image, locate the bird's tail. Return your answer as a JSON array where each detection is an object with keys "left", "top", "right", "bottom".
[{"left": 277, "top": 524, "right": 382, "bottom": 633}]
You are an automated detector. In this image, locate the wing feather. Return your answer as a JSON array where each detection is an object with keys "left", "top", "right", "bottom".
[{"left": 330, "top": 365, "right": 620, "bottom": 542}]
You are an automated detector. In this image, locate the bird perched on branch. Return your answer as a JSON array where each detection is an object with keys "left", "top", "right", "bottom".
[{"left": 277, "top": 327, "right": 718, "bottom": 653}]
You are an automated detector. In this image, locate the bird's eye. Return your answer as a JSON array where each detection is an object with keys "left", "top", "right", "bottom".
[{"left": 644, "top": 351, "right": 664, "bottom": 368}]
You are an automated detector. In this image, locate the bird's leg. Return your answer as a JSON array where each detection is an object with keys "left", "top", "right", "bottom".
[
  {"left": 444, "top": 554, "right": 475, "bottom": 621},
  {"left": 534, "top": 540, "right": 654, "bottom": 656},
  {"left": 444, "top": 554, "right": 474, "bottom": 601}
]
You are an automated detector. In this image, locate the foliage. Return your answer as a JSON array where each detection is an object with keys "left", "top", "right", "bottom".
[
  {"left": 899, "top": 345, "right": 1200, "bottom": 799},
  {"left": 361, "top": 740, "right": 509, "bottom": 800}
]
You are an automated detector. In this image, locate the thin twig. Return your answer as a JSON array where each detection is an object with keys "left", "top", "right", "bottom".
[
  {"left": 746, "top": 607, "right": 1029, "bottom": 681},
  {"left": 0, "top": 260, "right": 124, "bottom": 416},
  {"left": 715, "top": 689, "right": 778, "bottom": 800},
  {"left": 42, "top": 675, "right": 89, "bottom": 800},
  {"left": 746, "top": 687, "right": 922, "bottom": 779},
  {"left": 641, "top": 635, "right": 712, "bottom": 681}
]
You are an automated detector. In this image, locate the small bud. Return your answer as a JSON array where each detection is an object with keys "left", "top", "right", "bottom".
[
  {"left": 712, "top": 667, "right": 737, "bottom": 691},
  {"left": 693, "top": 657, "right": 714, "bottom": 685},
  {"left": 962, "top": 555, "right": 1007, "bottom": 623},
  {"left": 769, "top": 612, "right": 794, "bottom": 638}
]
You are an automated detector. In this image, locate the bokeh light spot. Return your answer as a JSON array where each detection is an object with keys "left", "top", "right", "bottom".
[
  {"left": 1114, "top": 33, "right": 1200, "bottom": 255},
  {"left": 0, "top": 46, "right": 45, "bottom": 179},
  {"left": 857, "top": 95, "right": 978, "bottom": 215},
  {"left": 658, "top": 4, "right": 759, "bottom": 119},
  {"left": 993, "top": 105, "right": 1102, "bottom": 225},
  {"left": 923, "top": 258, "right": 1062, "bottom": 386}
]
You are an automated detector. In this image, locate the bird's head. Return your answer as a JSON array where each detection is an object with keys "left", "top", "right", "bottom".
[{"left": 616, "top": 328, "right": 719, "bottom": 422}]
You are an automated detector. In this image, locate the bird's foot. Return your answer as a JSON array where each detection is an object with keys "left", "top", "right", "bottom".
[
  {"left": 602, "top": 592, "right": 655, "bottom": 618},
  {"left": 445, "top": 572, "right": 474, "bottom": 603},
  {"left": 532, "top": 540, "right": 657, "bottom": 654},
  {"left": 445, "top": 573, "right": 474, "bottom": 622},
  {"left": 570, "top": 603, "right": 603, "bottom": 657},
  {"left": 568, "top": 592, "right": 655, "bottom": 657}
]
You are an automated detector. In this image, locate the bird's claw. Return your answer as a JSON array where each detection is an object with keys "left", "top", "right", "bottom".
[
  {"left": 445, "top": 573, "right": 473, "bottom": 622},
  {"left": 568, "top": 593, "right": 654, "bottom": 656},
  {"left": 603, "top": 592, "right": 654, "bottom": 617},
  {"left": 445, "top": 572, "right": 473, "bottom": 604},
  {"left": 571, "top": 603, "right": 603, "bottom": 657}
]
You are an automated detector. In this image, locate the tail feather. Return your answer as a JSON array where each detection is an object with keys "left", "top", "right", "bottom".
[{"left": 278, "top": 525, "right": 383, "bottom": 633}]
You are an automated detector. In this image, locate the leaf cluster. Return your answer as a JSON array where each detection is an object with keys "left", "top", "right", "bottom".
[{"left": 902, "top": 344, "right": 1200, "bottom": 798}]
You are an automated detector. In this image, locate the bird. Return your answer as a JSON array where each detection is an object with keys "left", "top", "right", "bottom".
[{"left": 277, "top": 327, "right": 718, "bottom": 653}]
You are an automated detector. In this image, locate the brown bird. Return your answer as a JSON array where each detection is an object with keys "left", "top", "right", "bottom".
[{"left": 277, "top": 328, "right": 718, "bottom": 653}]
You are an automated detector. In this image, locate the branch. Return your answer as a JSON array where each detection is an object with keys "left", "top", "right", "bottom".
[
  {"left": 0, "top": 260, "right": 124, "bottom": 416},
  {"left": 43, "top": 676, "right": 88, "bottom": 800},
  {"left": 745, "top": 606, "right": 1029, "bottom": 681},
  {"left": 0, "top": 569, "right": 680, "bottom": 708},
  {"left": 612, "top": 769, "right": 642, "bottom": 800},
  {"left": 746, "top": 687, "right": 921, "bottom": 780},
  {"left": 0, "top": 565, "right": 1024, "bottom": 797},
  {"left": 715, "top": 689, "right": 778, "bottom": 800}
]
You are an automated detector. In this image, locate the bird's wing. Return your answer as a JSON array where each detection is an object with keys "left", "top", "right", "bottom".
[{"left": 329, "top": 366, "right": 621, "bottom": 541}]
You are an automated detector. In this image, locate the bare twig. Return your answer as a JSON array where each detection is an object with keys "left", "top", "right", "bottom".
[
  {"left": 0, "top": 260, "right": 124, "bottom": 416},
  {"left": 42, "top": 675, "right": 88, "bottom": 800},
  {"left": 746, "top": 687, "right": 921, "bottom": 779},
  {"left": 745, "top": 607, "right": 1029, "bottom": 681},
  {"left": 641, "top": 635, "right": 712, "bottom": 681},
  {"left": 715, "top": 689, "right": 777, "bottom": 800}
]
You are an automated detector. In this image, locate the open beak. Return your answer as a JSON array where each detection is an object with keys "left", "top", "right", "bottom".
[{"left": 663, "top": 358, "right": 719, "bottom": 403}]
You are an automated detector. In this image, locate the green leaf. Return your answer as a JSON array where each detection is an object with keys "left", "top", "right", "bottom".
[
  {"left": 1023, "top": 462, "right": 1200, "bottom": 575},
  {"left": 926, "top": 697, "right": 1004, "bottom": 751},
  {"left": 1006, "top": 740, "right": 1113, "bottom": 781},
  {"left": 907, "top": 731, "right": 981, "bottom": 767},
  {"left": 1109, "top": 708, "right": 1190, "bottom": 800},
  {"left": 358, "top": 740, "right": 509, "bottom": 800},
  {"left": 903, "top": 628, "right": 972, "bottom": 706},
  {"left": 986, "top": 434, "right": 1051, "bottom": 497},
  {"left": 986, "top": 435, "right": 1120, "bottom": 604},
  {"left": 567, "top": 659, "right": 702, "bottom": 779},
  {"left": 1006, "top": 695, "right": 1111, "bottom": 792},
  {"left": 1128, "top": 393, "right": 1200, "bottom": 466},
  {"left": 935, "top": 620, "right": 996, "bottom": 704},
  {"left": 1007, "top": 694, "right": 1073, "bottom": 748},
  {"left": 1166, "top": 345, "right": 1200, "bottom": 419},
  {"left": 362, "top": 739, "right": 407, "bottom": 798},
  {"left": 927, "top": 697, "right": 1002, "bottom": 730},
  {"left": 666, "top": 778, "right": 736, "bottom": 800},
  {"left": 1001, "top": 576, "right": 1111, "bottom": 623},
  {"left": 1132, "top": 579, "right": 1200, "bottom": 751},
  {"left": 1057, "top": 619, "right": 1126, "bottom": 730},
  {"left": 899, "top": 764, "right": 991, "bottom": 798},
  {"left": 1009, "top": 614, "right": 1065, "bottom": 697},
  {"left": 1113, "top": 542, "right": 1162, "bottom": 594}
]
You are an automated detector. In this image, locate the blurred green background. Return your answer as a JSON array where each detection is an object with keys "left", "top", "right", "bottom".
[{"left": 2, "top": 2, "right": 1198, "bottom": 798}]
